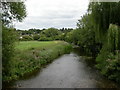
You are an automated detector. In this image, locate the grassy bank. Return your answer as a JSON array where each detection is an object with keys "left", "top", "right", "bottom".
[{"left": 3, "top": 41, "right": 72, "bottom": 82}]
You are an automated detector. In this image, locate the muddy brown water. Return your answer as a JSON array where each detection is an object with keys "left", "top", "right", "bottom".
[{"left": 3, "top": 48, "right": 119, "bottom": 88}]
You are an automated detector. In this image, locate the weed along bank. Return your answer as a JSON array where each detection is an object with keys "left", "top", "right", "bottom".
[{"left": 3, "top": 41, "right": 72, "bottom": 82}]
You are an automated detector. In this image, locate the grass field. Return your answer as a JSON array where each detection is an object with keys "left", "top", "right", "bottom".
[
  {"left": 15, "top": 41, "right": 68, "bottom": 51},
  {"left": 4, "top": 41, "right": 72, "bottom": 81}
]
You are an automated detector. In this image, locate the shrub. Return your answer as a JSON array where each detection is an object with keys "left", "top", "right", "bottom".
[
  {"left": 96, "top": 24, "right": 120, "bottom": 83},
  {"left": 2, "top": 26, "right": 17, "bottom": 80},
  {"left": 39, "top": 36, "right": 48, "bottom": 41},
  {"left": 33, "top": 34, "right": 40, "bottom": 40},
  {"left": 39, "top": 36, "right": 53, "bottom": 41}
]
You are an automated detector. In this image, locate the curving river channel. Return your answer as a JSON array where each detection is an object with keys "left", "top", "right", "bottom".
[{"left": 4, "top": 48, "right": 119, "bottom": 88}]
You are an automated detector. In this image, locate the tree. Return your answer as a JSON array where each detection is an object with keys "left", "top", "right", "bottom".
[
  {"left": 77, "top": 14, "right": 101, "bottom": 56},
  {"left": 2, "top": 27, "right": 17, "bottom": 78},
  {"left": 40, "top": 28, "right": 61, "bottom": 40},
  {"left": 33, "top": 34, "right": 40, "bottom": 40},
  {"left": 2, "top": 2, "right": 27, "bottom": 26},
  {"left": 88, "top": 2, "right": 120, "bottom": 43},
  {"left": 2, "top": 1, "right": 27, "bottom": 81},
  {"left": 88, "top": 2, "right": 120, "bottom": 82}
]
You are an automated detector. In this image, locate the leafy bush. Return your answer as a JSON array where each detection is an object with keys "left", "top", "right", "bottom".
[
  {"left": 96, "top": 24, "right": 120, "bottom": 83},
  {"left": 39, "top": 36, "right": 49, "bottom": 41},
  {"left": 2, "top": 26, "right": 17, "bottom": 80},
  {"left": 39, "top": 35, "right": 53, "bottom": 41},
  {"left": 33, "top": 34, "right": 40, "bottom": 40}
]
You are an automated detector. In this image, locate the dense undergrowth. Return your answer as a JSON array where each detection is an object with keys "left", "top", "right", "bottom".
[
  {"left": 96, "top": 24, "right": 120, "bottom": 83},
  {"left": 3, "top": 41, "right": 72, "bottom": 82}
]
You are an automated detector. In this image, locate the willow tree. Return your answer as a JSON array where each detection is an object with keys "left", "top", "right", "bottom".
[
  {"left": 88, "top": 2, "right": 120, "bottom": 43},
  {"left": 89, "top": 2, "right": 120, "bottom": 82},
  {"left": 107, "top": 24, "right": 119, "bottom": 53}
]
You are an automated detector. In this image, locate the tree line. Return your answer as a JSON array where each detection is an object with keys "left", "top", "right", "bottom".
[
  {"left": 16, "top": 28, "right": 73, "bottom": 41},
  {"left": 65, "top": 2, "right": 120, "bottom": 83}
]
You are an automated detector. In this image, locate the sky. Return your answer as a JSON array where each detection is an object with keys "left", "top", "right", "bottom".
[{"left": 15, "top": 0, "right": 89, "bottom": 30}]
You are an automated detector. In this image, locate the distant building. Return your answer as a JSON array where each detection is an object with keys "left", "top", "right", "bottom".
[{"left": 20, "top": 36, "right": 23, "bottom": 39}]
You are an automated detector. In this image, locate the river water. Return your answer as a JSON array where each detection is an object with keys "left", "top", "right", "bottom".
[{"left": 4, "top": 48, "right": 119, "bottom": 88}]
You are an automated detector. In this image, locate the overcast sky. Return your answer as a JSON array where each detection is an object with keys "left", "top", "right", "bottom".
[{"left": 15, "top": 0, "right": 89, "bottom": 30}]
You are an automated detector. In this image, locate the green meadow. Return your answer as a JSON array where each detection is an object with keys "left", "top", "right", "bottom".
[
  {"left": 3, "top": 41, "right": 72, "bottom": 81},
  {"left": 15, "top": 41, "right": 64, "bottom": 51}
]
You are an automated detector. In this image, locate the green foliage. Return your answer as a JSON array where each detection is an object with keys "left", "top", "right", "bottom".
[
  {"left": 34, "top": 28, "right": 62, "bottom": 41},
  {"left": 39, "top": 36, "right": 52, "bottom": 41},
  {"left": 96, "top": 50, "right": 120, "bottom": 82},
  {"left": 63, "top": 1, "right": 120, "bottom": 83},
  {"left": 40, "top": 28, "right": 62, "bottom": 41},
  {"left": 96, "top": 24, "right": 120, "bottom": 83},
  {"left": 33, "top": 34, "right": 40, "bottom": 40},
  {"left": 16, "top": 28, "right": 73, "bottom": 41},
  {"left": 2, "top": 1, "right": 27, "bottom": 82},
  {"left": 2, "top": 26, "right": 17, "bottom": 78},
  {"left": 57, "top": 33, "right": 66, "bottom": 40},
  {"left": 3, "top": 41, "right": 72, "bottom": 81},
  {"left": 17, "top": 28, "right": 64, "bottom": 41},
  {"left": 73, "top": 2, "right": 120, "bottom": 83},
  {"left": 2, "top": 2, "right": 26, "bottom": 26},
  {"left": 66, "top": 14, "right": 101, "bottom": 56},
  {"left": 17, "top": 29, "right": 42, "bottom": 36},
  {"left": 65, "top": 30, "right": 75, "bottom": 43},
  {"left": 88, "top": 2, "right": 120, "bottom": 43},
  {"left": 107, "top": 24, "right": 119, "bottom": 52}
]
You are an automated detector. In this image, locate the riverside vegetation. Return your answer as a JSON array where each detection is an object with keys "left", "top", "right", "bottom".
[
  {"left": 3, "top": 41, "right": 72, "bottom": 81},
  {"left": 2, "top": 1, "right": 120, "bottom": 84}
]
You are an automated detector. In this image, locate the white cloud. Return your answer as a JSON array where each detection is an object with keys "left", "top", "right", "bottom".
[{"left": 15, "top": 0, "right": 89, "bottom": 30}]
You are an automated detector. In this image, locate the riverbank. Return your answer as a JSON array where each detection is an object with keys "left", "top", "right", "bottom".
[
  {"left": 3, "top": 41, "right": 72, "bottom": 82},
  {"left": 3, "top": 48, "right": 119, "bottom": 88}
]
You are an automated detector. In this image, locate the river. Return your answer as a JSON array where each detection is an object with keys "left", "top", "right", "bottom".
[{"left": 4, "top": 48, "right": 119, "bottom": 88}]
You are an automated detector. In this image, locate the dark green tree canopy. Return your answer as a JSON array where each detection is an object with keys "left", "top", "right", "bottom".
[
  {"left": 88, "top": 2, "right": 120, "bottom": 43},
  {"left": 88, "top": 2, "right": 120, "bottom": 32},
  {"left": 41, "top": 28, "right": 61, "bottom": 37}
]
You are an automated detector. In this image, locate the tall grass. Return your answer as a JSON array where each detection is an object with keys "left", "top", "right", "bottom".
[{"left": 3, "top": 41, "right": 72, "bottom": 82}]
